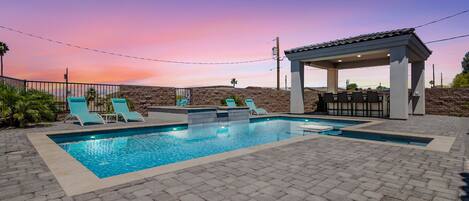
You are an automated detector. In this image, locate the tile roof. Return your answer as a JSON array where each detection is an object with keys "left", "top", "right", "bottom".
[{"left": 285, "top": 28, "right": 416, "bottom": 54}]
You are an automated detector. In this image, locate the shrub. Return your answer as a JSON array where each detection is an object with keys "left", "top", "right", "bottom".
[{"left": 0, "top": 84, "right": 57, "bottom": 127}]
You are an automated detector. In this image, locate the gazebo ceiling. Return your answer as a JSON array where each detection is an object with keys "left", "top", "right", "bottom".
[
  {"left": 305, "top": 50, "right": 390, "bottom": 69},
  {"left": 285, "top": 28, "right": 432, "bottom": 69}
]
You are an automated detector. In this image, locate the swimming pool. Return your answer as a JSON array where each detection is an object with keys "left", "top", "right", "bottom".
[{"left": 49, "top": 117, "right": 431, "bottom": 178}]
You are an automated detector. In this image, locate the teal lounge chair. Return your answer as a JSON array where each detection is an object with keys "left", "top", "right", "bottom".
[
  {"left": 225, "top": 98, "right": 237, "bottom": 107},
  {"left": 244, "top": 99, "right": 268, "bottom": 115},
  {"left": 111, "top": 98, "right": 145, "bottom": 122},
  {"left": 176, "top": 98, "right": 188, "bottom": 107},
  {"left": 65, "top": 97, "right": 105, "bottom": 126}
]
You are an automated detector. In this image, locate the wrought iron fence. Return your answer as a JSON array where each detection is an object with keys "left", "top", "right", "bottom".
[
  {"left": 175, "top": 88, "right": 191, "bottom": 104},
  {"left": 0, "top": 76, "right": 26, "bottom": 89},
  {"left": 1, "top": 76, "right": 120, "bottom": 113}
]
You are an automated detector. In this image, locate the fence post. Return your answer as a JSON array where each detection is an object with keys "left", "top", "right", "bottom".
[
  {"left": 64, "top": 68, "right": 69, "bottom": 112},
  {"left": 23, "top": 79, "right": 27, "bottom": 91},
  {"left": 188, "top": 88, "right": 192, "bottom": 104}
]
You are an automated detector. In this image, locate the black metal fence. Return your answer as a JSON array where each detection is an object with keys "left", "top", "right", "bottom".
[
  {"left": 0, "top": 76, "right": 26, "bottom": 89},
  {"left": 1, "top": 76, "right": 120, "bottom": 113},
  {"left": 175, "top": 88, "right": 191, "bottom": 104}
]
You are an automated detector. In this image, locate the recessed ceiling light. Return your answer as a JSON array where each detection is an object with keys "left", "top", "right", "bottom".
[
  {"left": 338, "top": 60, "right": 342, "bottom": 62},
  {"left": 387, "top": 54, "right": 390, "bottom": 57},
  {"left": 357, "top": 55, "right": 362, "bottom": 58}
]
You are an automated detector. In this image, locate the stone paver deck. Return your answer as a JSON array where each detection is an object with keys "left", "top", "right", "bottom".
[{"left": 1, "top": 115, "right": 468, "bottom": 201}]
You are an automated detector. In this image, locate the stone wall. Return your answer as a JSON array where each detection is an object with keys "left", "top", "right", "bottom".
[
  {"left": 119, "top": 85, "right": 469, "bottom": 117},
  {"left": 118, "top": 85, "right": 320, "bottom": 115},
  {"left": 425, "top": 88, "right": 469, "bottom": 117},
  {"left": 120, "top": 85, "right": 175, "bottom": 115},
  {"left": 190, "top": 87, "right": 320, "bottom": 113}
]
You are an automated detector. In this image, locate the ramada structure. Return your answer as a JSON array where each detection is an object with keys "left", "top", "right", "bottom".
[{"left": 285, "top": 28, "right": 432, "bottom": 119}]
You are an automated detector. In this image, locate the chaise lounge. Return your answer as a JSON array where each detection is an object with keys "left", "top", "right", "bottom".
[
  {"left": 244, "top": 98, "right": 268, "bottom": 115},
  {"left": 111, "top": 98, "right": 145, "bottom": 122},
  {"left": 225, "top": 98, "right": 237, "bottom": 107},
  {"left": 65, "top": 97, "right": 105, "bottom": 126}
]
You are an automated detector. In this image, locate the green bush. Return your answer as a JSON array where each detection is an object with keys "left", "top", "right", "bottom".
[
  {"left": 0, "top": 84, "right": 58, "bottom": 128},
  {"left": 452, "top": 72, "right": 469, "bottom": 88},
  {"left": 220, "top": 95, "right": 244, "bottom": 106}
]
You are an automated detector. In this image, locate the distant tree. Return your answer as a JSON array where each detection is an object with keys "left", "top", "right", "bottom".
[
  {"left": 462, "top": 51, "right": 469, "bottom": 73},
  {"left": 376, "top": 85, "right": 389, "bottom": 91},
  {"left": 85, "top": 88, "right": 97, "bottom": 105},
  {"left": 429, "top": 80, "right": 435, "bottom": 88},
  {"left": 346, "top": 83, "right": 357, "bottom": 90},
  {"left": 452, "top": 51, "right": 469, "bottom": 88},
  {"left": 230, "top": 78, "right": 238, "bottom": 88},
  {"left": 452, "top": 73, "right": 469, "bottom": 88},
  {"left": 0, "top": 41, "right": 9, "bottom": 76}
]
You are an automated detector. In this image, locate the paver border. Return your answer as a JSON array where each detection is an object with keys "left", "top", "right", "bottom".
[{"left": 27, "top": 114, "right": 455, "bottom": 196}]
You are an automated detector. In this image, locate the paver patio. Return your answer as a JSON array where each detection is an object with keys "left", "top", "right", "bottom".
[{"left": 1, "top": 115, "right": 468, "bottom": 201}]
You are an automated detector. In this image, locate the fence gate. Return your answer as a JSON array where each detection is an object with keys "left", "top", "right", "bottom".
[{"left": 175, "top": 88, "right": 191, "bottom": 104}]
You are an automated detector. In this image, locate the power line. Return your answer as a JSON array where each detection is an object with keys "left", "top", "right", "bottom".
[
  {"left": 414, "top": 9, "right": 469, "bottom": 28},
  {"left": 0, "top": 25, "right": 273, "bottom": 65},
  {"left": 425, "top": 34, "right": 469, "bottom": 44}
]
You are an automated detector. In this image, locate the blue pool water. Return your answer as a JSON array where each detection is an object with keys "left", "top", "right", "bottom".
[{"left": 49, "top": 117, "right": 431, "bottom": 178}]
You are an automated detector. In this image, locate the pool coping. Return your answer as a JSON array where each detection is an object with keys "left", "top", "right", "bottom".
[{"left": 27, "top": 114, "right": 455, "bottom": 196}]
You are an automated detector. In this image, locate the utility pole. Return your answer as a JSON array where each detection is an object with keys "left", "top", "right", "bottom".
[
  {"left": 285, "top": 75, "right": 287, "bottom": 90},
  {"left": 275, "top": 37, "right": 280, "bottom": 90},
  {"left": 432, "top": 64, "right": 435, "bottom": 88},
  {"left": 440, "top": 72, "right": 443, "bottom": 88}
]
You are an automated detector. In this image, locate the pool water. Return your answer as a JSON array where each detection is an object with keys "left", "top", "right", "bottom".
[{"left": 49, "top": 117, "right": 430, "bottom": 178}]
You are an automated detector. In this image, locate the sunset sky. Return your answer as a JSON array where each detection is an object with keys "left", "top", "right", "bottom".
[{"left": 1, "top": 0, "right": 468, "bottom": 88}]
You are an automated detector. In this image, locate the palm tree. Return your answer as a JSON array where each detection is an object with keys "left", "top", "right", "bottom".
[
  {"left": 0, "top": 41, "right": 9, "bottom": 77},
  {"left": 85, "top": 87, "right": 97, "bottom": 105},
  {"left": 230, "top": 78, "right": 238, "bottom": 88}
]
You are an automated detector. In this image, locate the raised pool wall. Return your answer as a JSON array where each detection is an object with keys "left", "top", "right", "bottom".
[{"left": 148, "top": 106, "right": 250, "bottom": 124}]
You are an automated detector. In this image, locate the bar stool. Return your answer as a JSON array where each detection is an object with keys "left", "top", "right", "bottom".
[
  {"left": 351, "top": 92, "right": 366, "bottom": 116},
  {"left": 323, "top": 93, "right": 336, "bottom": 115},
  {"left": 366, "top": 91, "right": 382, "bottom": 117},
  {"left": 337, "top": 92, "right": 350, "bottom": 116}
]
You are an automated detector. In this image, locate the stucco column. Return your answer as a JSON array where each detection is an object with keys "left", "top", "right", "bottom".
[
  {"left": 389, "top": 46, "right": 409, "bottom": 119},
  {"left": 327, "top": 68, "right": 338, "bottom": 93},
  {"left": 290, "top": 60, "right": 305, "bottom": 113},
  {"left": 410, "top": 61, "right": 425, "bottom": 115}
]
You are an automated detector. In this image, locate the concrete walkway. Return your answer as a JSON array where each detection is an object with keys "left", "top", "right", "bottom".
[{"left": 0, "top": 115, "right": 468, "bottom": 201}]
